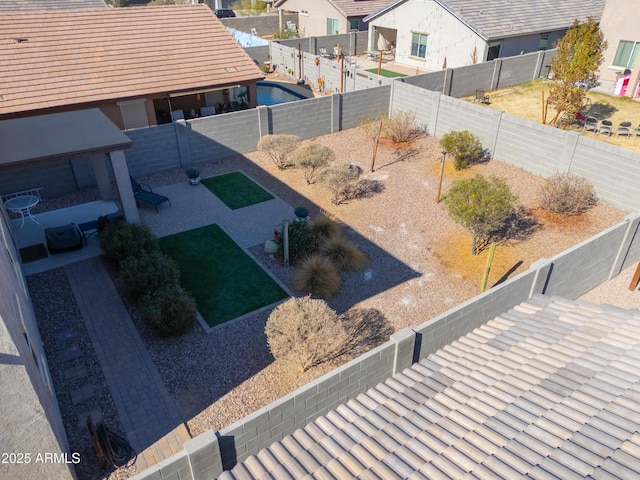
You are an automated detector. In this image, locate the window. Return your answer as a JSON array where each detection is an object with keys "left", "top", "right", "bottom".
[
  {"left": 613, "top": 40, "right": 640, "bottom": 68},
  {"left": 411, "top": 32, "right": 428, "bottom": 59},
  {"left": 486, "top": 41, "right": 502, "bottom": 61},
  {"left": 326, "top": 18, "right": 339, "bottom": 35},
  {"left": 300, "top": 9, "right": 309, "bottom": 16},
  {"left": 538, "top": 33, "right": 550, "bottom": 51},
  {"left": 349, "top": 19, "right": 359, "bottom": 31}
]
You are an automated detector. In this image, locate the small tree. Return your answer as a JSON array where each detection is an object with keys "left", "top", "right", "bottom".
[
  {"left": 444, "top": 175, "right": 518, "bottom": 255},
  {"left": 257, "top": 134, "right": 300, "bottom": 169},
  {"left": 320, "top": 163, "right": 362, "bottom": 205},
  {"left": 360, "top": 112, "right": 385, "bottom": 172},
  {"left": 547, "top": 18, "right": 607, "bottom": 127},
  {"left": 440, "top": 130, "right": 485, "bottom": 170},
  {"left": 265, "top": 296, "right": 348, "bottom": 372},
  {"left": 290, "top": 144, "right": 335, "bottom": 184},
  {"left": 539, "top": 172, "right": 597, "bottom": 215}
]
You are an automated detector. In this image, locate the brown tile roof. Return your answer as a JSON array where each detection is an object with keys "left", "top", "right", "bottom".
[
  {"left": 218, "top": 295, "right": 640, "bottom": 479},
  {"left": 0, "top": 5, "right": 264, "bottom": 115}
]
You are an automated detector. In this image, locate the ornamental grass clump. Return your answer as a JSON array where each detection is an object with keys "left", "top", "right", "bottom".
[
  {"left": 319, "top": 236, "right": 369, "bottom": 271},
  {"left": 309, "top": 215, "right": 342, "bottom": 246},
  {"left": 292, "top": 254, "right": 341, "bottom": 299},
  {"left": 539, "top": 172, "right": 597, "bottom": 215}
]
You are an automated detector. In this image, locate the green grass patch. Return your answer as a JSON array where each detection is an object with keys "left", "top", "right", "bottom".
[
  {"left": 159, "top": 224, "right": 287, "bottom": 327},
  {"left": 365, "top": 68, "right": 406, "bottom": 78},
  {"left": 202, "top": 171, "right": 274, "bottom": 210}
]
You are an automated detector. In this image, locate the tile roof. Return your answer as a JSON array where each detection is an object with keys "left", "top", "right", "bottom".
[
  {"left": 328, "top": 0, "right": 395, "bottom": 18},
  {"left": 0, "top": 5, "right": 264, "bottom": 115},
  {"left": 218, "top": 295, "right": 640, "bottom": 479},
  {"left": 366, "top": 0, "right": 605, "bottom": 40},
  {"left": 0, "top": 0, "right": 106, "bottom": 10}
]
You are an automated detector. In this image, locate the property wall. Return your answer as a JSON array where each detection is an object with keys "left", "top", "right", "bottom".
[
  {"left": 0, "top": 213, "right": 75, "bottom": 480},
  {"left": 219, "top": 13, "right": 298, "bottom": 36}
]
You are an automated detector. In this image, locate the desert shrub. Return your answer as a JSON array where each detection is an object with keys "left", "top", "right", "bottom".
[
  {"left": 540, "top": 172, "right": 597, "bottom": 215},
  {"left": 384, "top": 111, "right": 418, "bottom": 143},
  {"left": 309, "top": 215, "right": 342, "bottom": 246},
  {"left": 444, "top": 175, "right": 518, "bottom": 255},
  {"left": 292, "top": 254, "right": 341, "bottom": 299},
  {"left": 120, "top": 251, "right": 180, "bottom": 301},
  {"left": 265, "top": 296, "right": 348, "bottom": 372},
  {"left": 290, "top": 144, "right": 335, "bottom": 184},
  {"left": 440, "top": 130, "right": 485, "bottom": 170},
  {"left": 257, "top": 134, "right": 300, "bottom": 169},
  {"left": 319, "top": 236, "right": 369, "bottom": 271},
  {"left": 343, "top": 178, "right": 385, "bottom": 201},
  {"left": 277, "top": 220, "right": 317, "bottom": 264},
  {"left": 139, "top": 286, "right": 197, "bottom": 337},
  {"left": 99, "top": 222, "right": 159, "bottom": 267},
  {"left": 320, "top": 163, "right": 362, "bottom": 205}
]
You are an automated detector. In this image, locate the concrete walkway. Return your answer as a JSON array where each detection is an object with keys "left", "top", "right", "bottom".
[{"left": 66, "top": 257, "right": 190, "bottom": 471}]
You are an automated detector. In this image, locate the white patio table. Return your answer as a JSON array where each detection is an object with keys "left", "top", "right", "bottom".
[{"left": 4, "top": 194, "right": 40, "bottom": 228}]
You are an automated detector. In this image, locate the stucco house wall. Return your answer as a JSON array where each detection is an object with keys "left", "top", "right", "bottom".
[
  {"left": 279, "top": 0, "right": 345, "bottom": 37},
  {"left": 0, "top": 212, "right": 75, "bottom": 480},
  {"left": 367, "top": 0, "right": 486, "bottom": 71},
  {"left": 598, "top": 0, "right": 640, "bottom": 84}
]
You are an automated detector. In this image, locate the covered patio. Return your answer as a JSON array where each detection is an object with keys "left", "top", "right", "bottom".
[{"left": 0, "top": 109, "right": 137, "bottom": 274}]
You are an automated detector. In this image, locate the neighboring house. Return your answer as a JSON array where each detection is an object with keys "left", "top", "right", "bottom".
[
  {"left": 274, "top": 0, "right": 392, "bottom": 37},
  {"left": 0, "top": 0, "right": 106, "bottom": 10},
  {"left": 363, "top": 0, "right": 605, "bottom": 72},
  {"left": 218, "top": 295, "right": 640, "bottom": 479},
  {"left": 0, "top": 5, "right": 265, "bottom": 130},
  {"left": 597, "top": 0, "right": 640, "bottom": 98}
]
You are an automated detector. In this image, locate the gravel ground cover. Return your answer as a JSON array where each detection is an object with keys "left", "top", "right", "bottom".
[{"left": 29, "top": 127, "right": 630, "bottom": 479}]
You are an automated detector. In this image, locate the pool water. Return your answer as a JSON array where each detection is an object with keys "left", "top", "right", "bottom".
[{"left": 257, "top": 82, "right": 307, "bottom": 106}]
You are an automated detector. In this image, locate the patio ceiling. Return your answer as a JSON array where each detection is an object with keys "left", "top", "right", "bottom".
[{"left": 0, "top": 108, "right": 132, "bottom": 166}]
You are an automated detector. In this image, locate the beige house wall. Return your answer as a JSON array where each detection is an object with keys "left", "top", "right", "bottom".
[
  {"left": 279, "top": 0, "right": 346, "bottom": 37},
  {"left": 0, "top": 212, "right": 75, "bottom": 480},
  {"left": 598, "top": 0, "right": 640, "bottom": 83}
]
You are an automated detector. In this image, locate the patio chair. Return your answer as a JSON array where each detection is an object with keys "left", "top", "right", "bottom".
[
  {"left": 200, "top": 106, "right": 216, "bottom": 117},
  {"left": 583, "top": 116, "right": 598, "bottom": 134},
  {"left": 635, "top": 124, "right": 640, "bottom": 142},
  {"left": 616, "top": 121, "right": 632, "bottom": 138},
  {"left": 129, "top": 176, "right": 171, "bottom": 212},
  {"left": 598, "top": 119, "right": 613, "bottom": 136},
  {"left": 474, "top": 90, "right": 490, "bottom": 104}
]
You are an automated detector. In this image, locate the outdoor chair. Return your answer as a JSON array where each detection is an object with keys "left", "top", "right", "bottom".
[
  {"left": 583, "top": 116, "right": 598, "bottom": 134},
  {"left": 129, "top": 176, "right": 171, "bottom": 212},
  {"left": 616, "top": 121, "right": 632, "bottom": 138},
  {"left": 200, "top": 106, "right": 216, "bottom": 117},
  {"left": 635, "top": 124, "right": 640, "bottom": 142},
  {"left": 319, "top": 47, "right": 331, "bottom": 58},
  {"left": 474, "top": 90, "right": 490, "bottom": 104},
  {"left": 598, "top": 119, "right": 613, "bottom": 136}
]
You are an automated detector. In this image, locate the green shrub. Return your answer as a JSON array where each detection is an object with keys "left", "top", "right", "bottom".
[
  {"left": 309, "top": 215, "right": 342, "bottom": 246},
  {"left": 384, "top": 111, "right": 418, "bottom": 143},
  {"left": 277, "top": 220, "right": 317, "bottom": 264},
  {"left": 139, "top": 286, "right": 197, "bottom": 337},
  {"left": 265, "top": 296, "right": 348, "bottom": 373},
  {"left": 99, "top": 222, "right": 159, "bottom": 267},
  {"left": 440, "top": 130, "right": 485, "bottom": 170},
  {"left": 319, "top": 236, "right": 369, "bottom": 271},
  {"left": 444, "top": 175, "right": 518, "bottom": 255},
  {"left": 539, "top": 172, "right": 597, "bottom": 215},
  {"left": 120, "top": 251, "right": 180, "bottom": 301},
  {"left": 292, "top": 254, "right": 341, "bottom": 299},
  {"left": 257, "top": 134, "right": 300, "bottom": 169},
  {"left": 290, "top": 144, "right": 335, "bottom": 184}
]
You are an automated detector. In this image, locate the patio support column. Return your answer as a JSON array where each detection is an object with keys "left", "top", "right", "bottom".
[
  {"left": 109, "top": 150, "right": 140, "bottom": 224},
  {"left": 91, "top": 153, "right": 113, "bottom": 201}
]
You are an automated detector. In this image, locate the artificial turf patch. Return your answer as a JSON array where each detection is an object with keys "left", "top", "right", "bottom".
[
  {"left": 159, "top": 224, "right": 287, "bottom": 327},
  {"left": 201, "top": 171, "right": 274, "bottom": 210},
  {"left": 365, "top": 68, "right": 407, "bottom": 78}
]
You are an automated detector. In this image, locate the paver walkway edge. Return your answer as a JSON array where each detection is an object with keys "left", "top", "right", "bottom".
[{"left": 65, "top": 257, "right": 188, "bottom": 457}]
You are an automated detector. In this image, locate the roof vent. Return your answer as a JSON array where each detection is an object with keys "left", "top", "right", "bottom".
[{"left": 13, "top": 38, "right": 28, "bottom": 44}]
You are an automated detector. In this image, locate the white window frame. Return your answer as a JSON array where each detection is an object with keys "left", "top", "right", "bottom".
[{"left": 410, "top": 31, "right": 428, "bottom": 59}]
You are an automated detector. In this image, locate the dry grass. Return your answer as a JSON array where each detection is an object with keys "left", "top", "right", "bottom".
[
  {"left": 292, "top": 254, "right": 342, "bottom": 299},
  {"left": 468, "top": 80, "right": 640, "bottom": 152},
  {"left": 319, "top": 236, "right": 369, "bottom": 272}
]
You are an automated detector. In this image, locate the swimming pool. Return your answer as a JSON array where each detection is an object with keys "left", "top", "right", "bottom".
[{"left": 257, "top": 81, "right": 308, "bottom": 106}]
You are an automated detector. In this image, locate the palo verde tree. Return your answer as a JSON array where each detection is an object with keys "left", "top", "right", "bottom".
[
  {"left": 443, "top": 175, "right": 518, "bottom": 256},
  {"left": 547, "top": 17, "right": 607, "bottom": 127}
]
